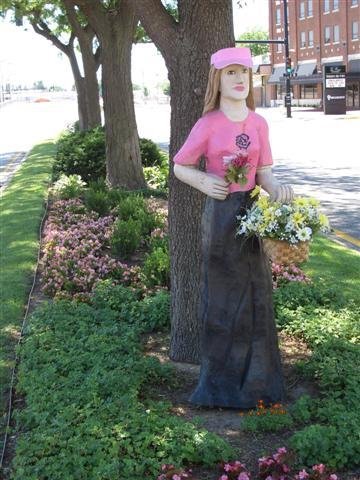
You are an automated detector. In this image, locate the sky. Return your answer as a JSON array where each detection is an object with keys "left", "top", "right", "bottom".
[{"left": 0, "top": 0, "right": 269, "bottom": 90}]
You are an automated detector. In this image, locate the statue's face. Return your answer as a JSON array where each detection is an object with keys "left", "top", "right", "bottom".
[{"left": 219, "top": 64, "right": 250, "bottom": 101}]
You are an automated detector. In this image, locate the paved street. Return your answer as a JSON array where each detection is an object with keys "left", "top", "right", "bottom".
[
  {"left": 0, "top": 97, "right": 77, "bottom": 189},
  {"left": 1, "top": 99, "right": 359, "bottom": 247}
]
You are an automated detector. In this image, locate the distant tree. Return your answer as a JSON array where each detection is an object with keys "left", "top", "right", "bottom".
[
  {"left": 237, "top": 28, "right": 269, "bottom": 56},
  {"left": 1, "top": 0, "right": 102, "bottom": 131},
  {"left": 33, "top": 80, "right": 46, "bottom": 90}
]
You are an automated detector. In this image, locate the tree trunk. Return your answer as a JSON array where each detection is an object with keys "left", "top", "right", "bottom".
[
  {"left": 74, "top": 0, "right": 146, "bottom": 189},
  {"left": 68, "top": 50, "right": 88, "bottom": 130},
  {"left": 63, "top": 0, "right": 102, "bottom": 130},
  {"left": 82, "top": 47, "right": 101, "bottom": 129},
  {"left": 135, "top": 0, "right": 235, "bottom": 363},
  {"left": 101, "top": 20, "right": 145, "bottom": 188}
]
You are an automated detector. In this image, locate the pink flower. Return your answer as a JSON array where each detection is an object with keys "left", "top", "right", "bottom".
[
  {"left": 329, "top": 475, "right": 338, "bottom": 480},
  {"left": 265, "top": 476, "right": 273, "bottom": 480},
  {"left": 224, "top": 464, "right": 232, "bottom": 472},
  {"left": 220, "top": 475, "right": 229, "bottom": 480},
  {"left": 298, "top": 469, "right": 309, "bottom": 479},
  {"left": 172, "top": 475, "right": 181, "bottom": 480},
  {"left": 238, "top": 473, "right": 250, "bottom": 480},
  {"left": 312, "top": 464, "right": 326, "bottom": 474}
]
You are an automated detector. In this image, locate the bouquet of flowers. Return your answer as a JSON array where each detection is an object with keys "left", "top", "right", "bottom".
[
  {"left": 223, "top": 151, "right": 253, "bottom": 185},
  {"left": 236, "top": 190, "right": 331, "bottom": 264}
]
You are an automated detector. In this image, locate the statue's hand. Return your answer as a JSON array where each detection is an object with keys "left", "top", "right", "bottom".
[
  {"left": 270, "top": 184, "right": 294, "bottom": 203},
  {"left": 199, "top": 173, "right": 229, "bottom": 200}
]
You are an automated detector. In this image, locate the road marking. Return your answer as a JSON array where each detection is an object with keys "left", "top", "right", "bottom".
[{"left": 334, "top": 229, "right": 360, "bottom": 248}]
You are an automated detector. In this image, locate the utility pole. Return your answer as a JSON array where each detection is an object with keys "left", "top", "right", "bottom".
[
  {"left": 236, "top": 0, "right": 292, "bottom": 118},
  {"left": 283, "top": 0, "right": 292, "bottom": 118}
]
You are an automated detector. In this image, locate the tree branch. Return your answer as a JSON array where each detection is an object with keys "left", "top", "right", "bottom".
[
  {"left": 31, "top": 18, "right": 69, "bottom": 55},
  {"left": 133, "top": 0, "right": 179, "bottom": 62}
]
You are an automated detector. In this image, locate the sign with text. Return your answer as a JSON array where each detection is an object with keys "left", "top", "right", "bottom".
[{"left": 323, "top": 65, "right": 346, "bottom": 114}]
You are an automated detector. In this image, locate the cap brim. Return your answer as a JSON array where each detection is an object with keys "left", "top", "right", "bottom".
[{"left": 213, "top": 59, "right": 253, "bottom": 69}]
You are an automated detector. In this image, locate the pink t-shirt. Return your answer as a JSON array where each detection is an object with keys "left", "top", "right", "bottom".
[{"left": 173, "top": 109, "right": 273, "bottom": 193}]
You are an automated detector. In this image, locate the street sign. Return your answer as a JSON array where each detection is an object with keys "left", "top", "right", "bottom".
[
  {"left": 284, "top": 94, "right": 291, "bottom": 107},
  {"left": 323, "top": 65, "right": 346, "bottom": 114}
]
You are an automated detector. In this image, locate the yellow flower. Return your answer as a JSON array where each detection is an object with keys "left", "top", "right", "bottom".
[
  {"left": 257, "top": 195, "right": 269, "bottom": 210},
  {"left": 250, "top": 185, "right": 262, "bottom": 198},
  {"left": 292, "top": 211, "right": 305, "bottom": 225},
  {"left": 319, "top": 213, "right": 329, "bottom": 227}
]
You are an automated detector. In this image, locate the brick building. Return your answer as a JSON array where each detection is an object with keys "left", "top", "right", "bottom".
[{"left": 268, "top": 0, "right": 360, "bottom": 109}]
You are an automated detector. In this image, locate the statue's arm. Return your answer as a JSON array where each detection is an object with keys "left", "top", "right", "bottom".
[
  {"left": 173, "top": 164, "right": 229, "bottom": 201},
  {"left": 256, "top": 166, "right": 294, "bottom": 203}
]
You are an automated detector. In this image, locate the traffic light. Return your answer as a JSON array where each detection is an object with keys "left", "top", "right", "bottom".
[{"left": 286, "top": 57, "right": 292, "bottom": 75}]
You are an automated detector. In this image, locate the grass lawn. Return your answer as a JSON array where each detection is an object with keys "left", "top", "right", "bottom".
[
  {"left": 304, "top": 234, "right": 360, "bottom": 302},
  {"left": 0, "top": 140, "right": 55, "bottom": 449}
]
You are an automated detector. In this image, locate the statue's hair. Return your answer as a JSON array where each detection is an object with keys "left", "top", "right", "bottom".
[{"left": 203, "top": 65, "right": 255, "bottom": 115}]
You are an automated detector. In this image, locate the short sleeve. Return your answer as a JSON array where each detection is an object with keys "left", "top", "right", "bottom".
[
  {"left": 257, "top": 117, "right": 273, "bottom": 168},
  {"left": 173, "top": 116, "right": 209, "bottom": 166}
]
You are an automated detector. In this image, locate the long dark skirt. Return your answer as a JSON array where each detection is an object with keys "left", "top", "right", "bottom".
[{"left": 189, "top": 191, "right": 285, "bottom": 409}]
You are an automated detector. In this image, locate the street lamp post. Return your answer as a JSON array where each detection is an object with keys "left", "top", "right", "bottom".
[
  {"left": 283, "top": 0, "right": 292, "bottom": 118},
  {"left": 235, "top": 0, "right": 292, "bottom": 118}
]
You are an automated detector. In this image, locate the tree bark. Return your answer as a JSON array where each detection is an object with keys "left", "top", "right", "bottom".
[
  {"left": 135, "top": 0, "right": 235, "bottom": 363},
  {"left": 74, "top": 0, "right": 146, "bottom": 189},
  {"left": 63, "top": 0, "right": 102, "bottom": 129}
]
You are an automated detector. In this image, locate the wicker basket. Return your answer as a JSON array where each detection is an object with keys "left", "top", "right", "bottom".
[{"left": 262, "top": 238, "right": 310, "bottom": 265}]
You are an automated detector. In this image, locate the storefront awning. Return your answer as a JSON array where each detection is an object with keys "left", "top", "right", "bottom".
[
  {"left": 267, "top": 66, "right": 285, "bottom": 84},
  {"left": 348, "top": 60, "right": 360, "bottom": 73},
  {"left": 296, "top": 62, "right": 317, "bottom": 76}
]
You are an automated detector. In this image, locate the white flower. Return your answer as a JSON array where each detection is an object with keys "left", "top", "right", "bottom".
[
  {"left": 285, "top": 221, "right": 295, "bottom": 232},
  {"left": 275, "top": 209, "right": 282, "bottom": 217},
  {"left": 297, "top": 227, "right": 312, "bottom": 241}
]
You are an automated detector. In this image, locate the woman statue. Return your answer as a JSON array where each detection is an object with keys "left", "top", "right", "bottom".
[{"left": 173, "top": 47, "right": 294, "bottom": 409}]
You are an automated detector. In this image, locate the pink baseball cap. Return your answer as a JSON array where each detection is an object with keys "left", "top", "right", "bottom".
[{"left": 210, "top": 47, "right": 253, "bottom": 69}]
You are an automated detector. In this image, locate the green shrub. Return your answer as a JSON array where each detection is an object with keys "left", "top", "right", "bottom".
[
  {"left": 115, "top": 194, "right": 159, "bottom": 236},
  {"left": 52, "top": 174, "right": 86, "bottom": 199},
  {"left": 142, "top": 246, "right": 170, "bottom": 288},
  {"left": 242, "top": 411, "right": 294, "bottom": 433},
  {"left": 134, "top": 290, "right": 170, "bottom": 332},
  {"left": 289, "top": 394, "right": 315, "bottom": 424},
  {"left": 53, "top": 126, "right": 106, "bottom": 183},
  {"left": 144, "top": 164, "right": 168, "bottom": 191},
  {"left": 139, "top": 138, "right": 164, "bottom": 167},
  {"left": 111, "top": 217, "right": 143, "bottom": 258},
  {"left": 116, "top": 194, "right": 147, "bottom": 221},
  {"left": 84, "top": 188, "right": 111, "bottom": 216}
]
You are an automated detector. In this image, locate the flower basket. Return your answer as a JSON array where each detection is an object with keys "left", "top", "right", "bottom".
[
  {"left": 263, "top": 238, "right": 309, "bottom": 265},
  {"left": 236, "top": 191, "right": 330, "bottom": 264}
]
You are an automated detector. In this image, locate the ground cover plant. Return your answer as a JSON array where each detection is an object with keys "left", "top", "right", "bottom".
[
  {"left": 0, "top": 141, "right": 55, "bottom": 453},
  {"left": 12, "top": 298, "right": 233, "bottom": 479}
]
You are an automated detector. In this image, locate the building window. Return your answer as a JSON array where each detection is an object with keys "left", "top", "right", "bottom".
[
  {"left": 352, "top": 21, "right": 359, "bottom": 40},
  {"left": 276, "top": 7, "right": 281, "bottom": 25},
  {"left": 333, "top": 25, "right": 340, "bottom": 43},
  {"left": 300, "top": 85, "right": 317, "bottom": 99},
  {"left": 300, "top": 31, "right": 306, "bottom": 48},
  {"left": 333, "top": 0, "right": 339, "bottom": 10},
  {"left": 351, "top": 0, "right": 358, "bottom": 5},
  {"left": 309, "top": 30, "right": 314, "bottom": 47},
  {"left": 300, "top": 1, "right": 305, "bottom": 18},
  {"left": 324, "top": 26, "right": 331, "bottom": 44},
  {"left": 324, "top": 0, "right": 330, "bottom": 13},
  {"left": 308, "top": 0, "right": 313, "bottom": 16},
  {"left": 277, "top": 37, "right": 282, "bottom": 52}
]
